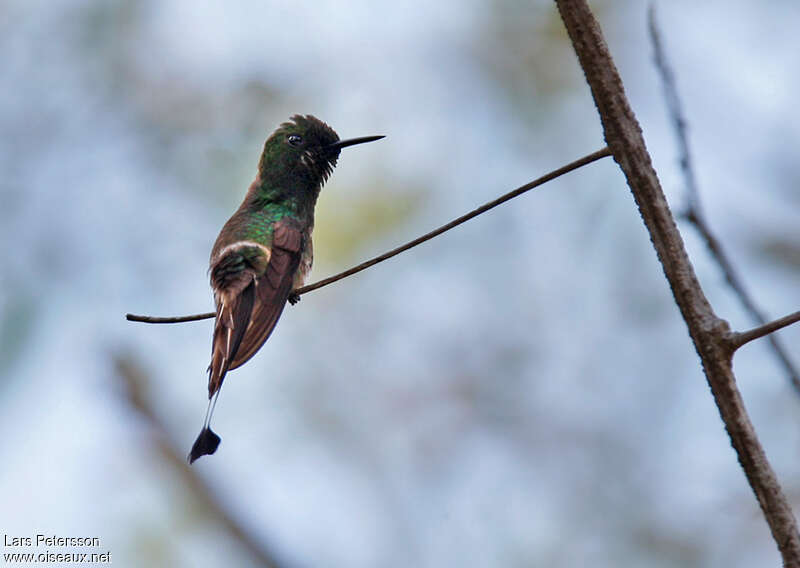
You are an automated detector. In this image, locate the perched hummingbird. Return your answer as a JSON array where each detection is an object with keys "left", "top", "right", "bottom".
[{"left": 189, "top": 114, "right": 383, "bottom": 463}]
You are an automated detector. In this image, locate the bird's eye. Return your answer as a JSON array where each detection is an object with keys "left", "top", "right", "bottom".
[{"left": 287, "top": 134, "right": 303, "bottom": 147}]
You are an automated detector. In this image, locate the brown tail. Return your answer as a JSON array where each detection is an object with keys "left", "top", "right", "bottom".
[
  {"left": 208, "top": 279, "right": 256, "bottom": 398},
  {"left": 189, "top": 280, "right": 255, "bottom": 464}
]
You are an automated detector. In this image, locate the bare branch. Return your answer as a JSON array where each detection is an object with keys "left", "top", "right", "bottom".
[
  {"left": 554, "top": 0, "right": 800, "bottom": 563},
  {"left": 113, "top": 354, "right": 291, "bottom": 568},
  {"left": 126, "top": 147, "right": 611, "bottom": 325},
  {"left": 126, "top": 311, "right": 216, "bottom": 324},
  {"left": 731, "top": 310, "right": 800, "bottom": 350},
  {"left": 648, "top": 4, "right": 800, "bottom": 394},
  {"left": 293, "top": 147, "right": 611, "bottom": 295},
  {"left": 647, "top": 6, "right": 702, "bottom": 217}
]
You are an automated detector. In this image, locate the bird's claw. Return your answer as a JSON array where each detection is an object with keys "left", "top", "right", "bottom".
[{"left": 288, "top": 292, "right": 301, "bottom": 305}]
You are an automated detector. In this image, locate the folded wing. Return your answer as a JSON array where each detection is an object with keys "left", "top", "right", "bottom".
[{"left": 207, "top": 219, "right": 304, "bottom": 397}]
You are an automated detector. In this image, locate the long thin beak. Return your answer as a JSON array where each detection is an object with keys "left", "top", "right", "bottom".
[{"left": 326, "top": 135, "right": 385, "bottom": 151}]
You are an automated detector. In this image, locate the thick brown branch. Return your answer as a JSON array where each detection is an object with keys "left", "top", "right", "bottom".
[
  {"left": 648, "top": 5, "right": 800, "bottom": 395},
  {"left": 554, "top": 1, "right": 800, "bottom": 564},
  {"left": 126, "top": 147, "right": 611, "bottom": 324}
]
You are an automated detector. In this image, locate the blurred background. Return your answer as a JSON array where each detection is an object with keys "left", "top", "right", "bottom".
[{"left": 1, "top": 1, "right": 799, "bottom": 566}]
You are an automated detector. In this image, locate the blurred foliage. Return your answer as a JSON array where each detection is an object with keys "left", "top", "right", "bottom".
[
  {"left": 315, "top": 185, "right": 425, "bottom": 263},
  {"left": 0, "top": 293, "right": 36, "bottom": 379},
  {"left": 477, "top": 1, "right": 579, "bottom": 107},
  {"left": 474, "top": 0, "right": 613, "bottom": 127},
  {"left": 756, "top": 236, "right": 800, "bottom": 270}
]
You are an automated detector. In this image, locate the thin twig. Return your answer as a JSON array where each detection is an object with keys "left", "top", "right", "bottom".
[
  {"left": 647, "top": 6, "right": 702, "bottom": 218},
  {"left": 648, "top": 4, "right": 800, "bottom": 394},
  {"left": 294, "top": 147, "right": 611, "bottom": 294},
  {"left": 126, "top": 310, "right": 216, "bottom": 324},
  {"left": 113, "top": 354, "right": 290, "bottom": 568},
  {"left": 730, "top": 310, "right": 800, "bottom": 350},
  {"left": 126, "top": 147, "right": 612, "bottom": 324}
]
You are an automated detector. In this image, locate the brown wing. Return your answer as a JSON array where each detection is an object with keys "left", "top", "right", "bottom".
[
  {"left": 207, "top": 249, "right": 261, "bottom": 397},
  {"left": 228, "top": 219, "right": 304, "bottom": 370}
]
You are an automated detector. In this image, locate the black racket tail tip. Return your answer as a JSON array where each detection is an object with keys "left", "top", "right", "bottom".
[{"left": 188, "top": 427, "right": 221, "bottom": 464}]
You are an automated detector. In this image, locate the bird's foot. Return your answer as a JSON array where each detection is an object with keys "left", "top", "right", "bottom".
[{"left": 288, "top": 292, "right": 301, "bottom": 305}]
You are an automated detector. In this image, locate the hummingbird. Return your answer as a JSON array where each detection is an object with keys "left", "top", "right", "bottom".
[{"left": 189, "top": 114, "right": 383, "bottom": 463}]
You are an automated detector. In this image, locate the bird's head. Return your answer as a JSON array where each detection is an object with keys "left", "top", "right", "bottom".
[{"left": 258, "top": 114, "right": 383, "bottom": 189}]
